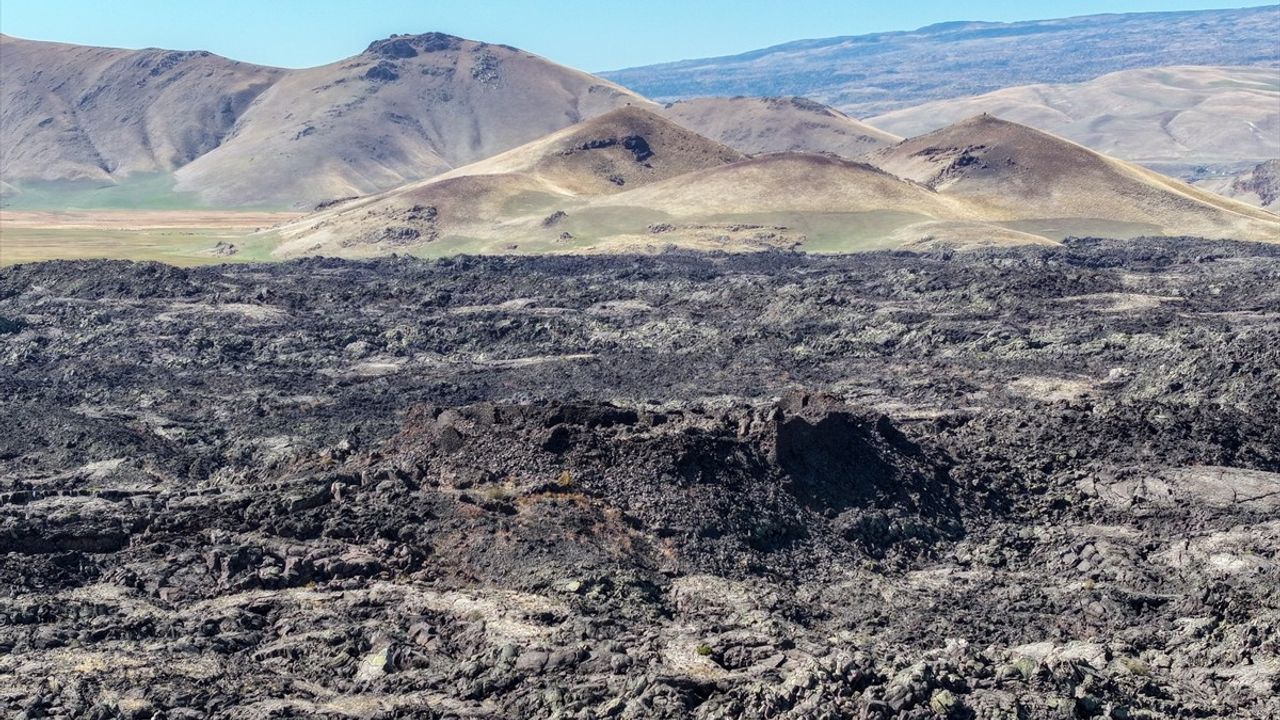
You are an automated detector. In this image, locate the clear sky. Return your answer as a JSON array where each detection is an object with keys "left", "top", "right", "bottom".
[{"left": 0, "top": 1, "right": 1268, "bottom": 72}]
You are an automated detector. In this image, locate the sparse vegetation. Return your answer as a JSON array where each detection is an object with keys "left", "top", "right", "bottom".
[{"left": 483, "top": 485, "right": 515, "bottom": 502}]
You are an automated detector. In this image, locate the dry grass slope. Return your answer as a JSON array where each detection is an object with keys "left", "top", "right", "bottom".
[
  {"left": 274, "top": 107, "right": 746, "bottom": 255},
  {"left": 871, "top": 115, "right": 1280, "bottom": 242},
  {"left": 590, "top": 153, "right": 959, "bottom": 216},
  {"left": 277, "top": 114, "right": 1280, "bottom": 257},
  {"left": 0, "top": 33, "right": 647, "bottom": 209},
  {"left": 441, "top": 106, "right": 746, "bottom": 194}
]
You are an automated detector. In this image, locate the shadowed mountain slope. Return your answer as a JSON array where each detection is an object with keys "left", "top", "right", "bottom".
[{"left": 0, "top": 34, "right": 282, "bottom": 183}]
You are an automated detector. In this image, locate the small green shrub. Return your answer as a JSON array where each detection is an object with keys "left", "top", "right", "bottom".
[{"left": 483, "top": 485, "right": 514, "bottom": 502}]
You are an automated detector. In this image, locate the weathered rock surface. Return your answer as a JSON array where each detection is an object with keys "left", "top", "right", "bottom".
[{"left": 1, "top": 238, "right": 1278, "bottom": 718}]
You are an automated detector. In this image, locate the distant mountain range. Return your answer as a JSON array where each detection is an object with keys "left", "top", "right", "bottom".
[
  {"left": 867, "top": 66, "right": 1280, "bottom": 173},
  {"left": 0, "top": 33, "right": 644, "bottom": 208},
  {"left": 601, "top": 6, "right": 1280, "bottom": 115},
  {"left": 1, "top": 5, "right": 1277, "bottom": 225},
  {"left": 0, "top": 30, "right": 919, "bottom": 210},
  {"left": 275, "top": 107, "right": 1279, "bottom": 258}
]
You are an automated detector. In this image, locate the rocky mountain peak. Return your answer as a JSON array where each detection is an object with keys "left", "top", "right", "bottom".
[{"left": 364, "top": 32, "right": 466, "bottom": 59}]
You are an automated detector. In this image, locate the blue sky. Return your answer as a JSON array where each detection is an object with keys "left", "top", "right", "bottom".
[{"left": 0, "top": 1, "right": 1267, "bottom": 71}]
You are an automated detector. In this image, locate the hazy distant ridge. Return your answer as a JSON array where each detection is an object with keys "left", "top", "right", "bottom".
[{"left": 601, "top": 6, "right": 1280, "bottom": 115}]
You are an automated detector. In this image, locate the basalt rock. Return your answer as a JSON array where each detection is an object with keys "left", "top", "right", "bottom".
[
  {"left": 365, "top": 33, "right": 464, "bottom": 58},
  {"left": 379, "top": 393, "right": 960, "bottom": 578},
  {"left": 1, "top": 238, "right": 1277, "bottom": 718},
  {"left": 364, "top": 61, "right": 400, "bottom": 82}
]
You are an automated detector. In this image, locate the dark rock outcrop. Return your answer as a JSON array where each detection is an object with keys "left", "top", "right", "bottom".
[
  {"left": 2, "top": 239, "right": 1278, "bottom": 718},
  {"left": 365, "top": 32, "right": 464, "bottom": 58}
]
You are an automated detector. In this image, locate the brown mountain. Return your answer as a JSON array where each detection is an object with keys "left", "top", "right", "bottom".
[
  {"left": 439, "top": 105, "right": 746, "bottom": 194},
  {"left": 657, "top": 97, "right": 900, "bottom": 158},
  {"left": 1, "top": 33, "right": 647, "bottom": 208},
  {"left": 175, "top": 34, "right": 648, "bottom": 207},
  {"left": 870, "top": 115, "right": 1280, "bottom": 242},
  {"left": 588, "top": 153, "right": 958, "bottom": 216},
  {"left": 277, "top": 113, "right": 1279, "bottom": 256},
  {"left": 273, "top": 106, "right": 745, "bottom": 254},
  {"left": 572, "top": 152, "right": 1023, "bottom": 252},
  {"left": 0, "top": 33, "right": 282, "bottom": 183}
]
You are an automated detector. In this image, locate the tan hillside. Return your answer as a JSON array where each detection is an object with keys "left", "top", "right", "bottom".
[
  {"left": 574, "top": 153, "right": 1043, "bottom": 252},
  {"left": 590, "top": 153, "right": 961, "bottom": 217},
  {"left": 278, "top": 149, "right": 1033, "bottom": 257},
  {"left": 438, "top": 106, "right": 746, "bottom": 194},
  {"left": 174, "top": 34, "right": 647, "bottom": 208},
  {"left": 871, "top": 115, "right": 1280, "bottom": 242},
  {"left": 867, "top": 67, "right": 1280, "bottom": 169},
  {"left": 273, "top": 107, "right": 745, "bottom": 254},
  {"left": 658, "top": 96, "right": 900, "bottom": 158},
  {"left": 278, "top": 114, "right": 1280, "bottom": 258},
  {"left": 0, "top": 33, "right": 282, "bottom": 183},
  {"left": 1193, "top": 160, "right": 1280, "bottom": 209}
]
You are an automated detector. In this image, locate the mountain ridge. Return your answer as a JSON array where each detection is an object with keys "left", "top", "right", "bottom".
[
  {"left": 866, "top": 66, "right": 1280, "bottom": 173},
  {"left": 0, "top": 33, "right": 283, "bottom": 183},
  {"left": 1, "top": 32, "right": 648, "bottom": 208},
  {"left": 271, "top": 112, "right": 1279, "bottom": 257},
  {"left": 170, "top": 33, "right": 647, "bottom": 207},
  {"left": 600, "top": 6, "right": 1280, "bottom": 115},
  {"left": 272, "top": 106, "right": 747, "bottom": 254},
  {"left": 870, "top": 114, "right": 1279, "bottom": 240}
]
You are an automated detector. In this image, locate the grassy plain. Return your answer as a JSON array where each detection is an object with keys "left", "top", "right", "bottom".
[{"left": 0, "top": 211, "right": 301, "bottom": 266}]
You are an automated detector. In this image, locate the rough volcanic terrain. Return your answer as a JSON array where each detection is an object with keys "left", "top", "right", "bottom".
[{"left": 1, "top": 238, "right": 1278, "bottom": 719}]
